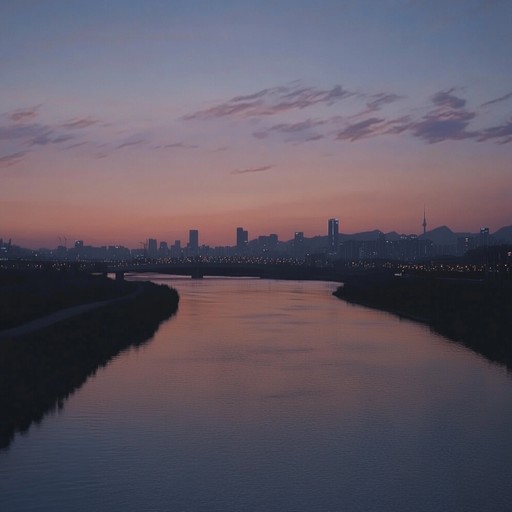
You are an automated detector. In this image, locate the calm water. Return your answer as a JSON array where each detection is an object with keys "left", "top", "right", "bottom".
[{"left": 1, "top": 276, "right": 512, "bottom": 511}]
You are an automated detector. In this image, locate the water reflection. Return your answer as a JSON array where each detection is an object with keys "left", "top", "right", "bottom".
[
  {"left": 0, "top": 281, "right": 177, "bottom": 450},
  {"left": 1, "top": 277, "right": 512, "bottom": 512}
]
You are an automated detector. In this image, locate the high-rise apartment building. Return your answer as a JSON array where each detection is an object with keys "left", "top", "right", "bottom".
[
  {"left": 236, "top": 227, "right": 248, "bottom": 252},
  {"left": 74, "top": 240, "right": 84, "bottom": 258},
  {"left": 294, "top": 231, "right": 305, "bottom": 259},
  {"left": 158, "top": 241, "right": 169, "bottom": 258},
  {"left": 147, "top": 238, "right": 158, "bottom": 258},
  {"left": 189, "top": 229, "right": 199, "bottom": 254},
  {"left": 171, "top": 240, "right": 181, "bottom": 258},
  {"left": 328, "top": 218, "right": 339, "bottom": 253},
  {"left": 479, "top": 227, "right": 489, "bottom": 248}
]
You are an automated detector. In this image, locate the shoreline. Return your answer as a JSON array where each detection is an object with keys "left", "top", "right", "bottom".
[
  {"left": 0, "top": 279, "right": 179, "bottom": 450},
  {"left": 333, "top": 274, "right": 512, "bottom": 371},
  {"left": 0, "top": 288, "right": 143, "bottom": 338}
]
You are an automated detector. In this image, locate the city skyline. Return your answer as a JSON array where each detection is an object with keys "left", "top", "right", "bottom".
[
  {"left": 3, "top": 216, "right": 510, "bottom": 254},
  {"left": 1, "top": 1, "right": 511, "bottom": 249}
]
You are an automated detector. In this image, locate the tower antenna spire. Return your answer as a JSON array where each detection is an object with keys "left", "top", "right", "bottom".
[{"left": 422, "top": 206, "right": 427, "bottom": 236}]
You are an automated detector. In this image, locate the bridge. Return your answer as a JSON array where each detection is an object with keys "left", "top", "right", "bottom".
[
  {"left": 105, "top": 262, "right": 344, "bottom": 282},
  {"left": 1, "top": 259, "right": 345, "bottom": 282}
]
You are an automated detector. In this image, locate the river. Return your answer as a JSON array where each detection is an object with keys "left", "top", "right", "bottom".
[{"left": 1, "top": 276, "right": 512, "bottom": 511}]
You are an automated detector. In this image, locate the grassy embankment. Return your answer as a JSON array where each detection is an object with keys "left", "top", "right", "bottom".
[
  {"left": 333, "top": 273, "right": 512, "bottom": 370},
  {"left": 0, "top": 271, "right": 138, "bottom": 330},
  {"left": 0, "top": 271, "right": 179, "bottom": 450}
]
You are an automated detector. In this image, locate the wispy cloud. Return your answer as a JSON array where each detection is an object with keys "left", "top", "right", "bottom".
[
  {"left": 477, "top": 119, "right": 512, "bottom": 144},
  {"left": 366, "top": 93, "right": 404, "bottom": 111},
  {"left": 253, "top": 118, "right": 326, "bottom": 142},
  {"left": 51, "top": 135, "right": 75, "bottom": 144},
  {"left": 185, "top": 84, "right": 353, "bottom": 120},
  {"left": 0, "top": 123, "right": 56, "bottom": 146},
  {"left": 335, "top": 116, "right": 412, "bottom": 141},
  {"left": 431, "top": 88, "right": 466, "bottom": 109},
  {"left": 333, "top": 87, "right": 512, "bottom": 144},
  {"left": 2, "top": 83, "right": 511, "bottom": 174},
  {"left": 184, "top": 82, "right": 512, "bottom": 145},
  {"left": 0, "top": 114, "right": 91, "bottom": 147},
  {"left": 334, "top": 98, "right": 478, "bottom": 144},
  {"left": 410, "top": 109, "right": 476, "bottom": 143},
  {"left": 0, "top": 151, "right": 26, "bottom": 168},
  {"left": 8, "top": 105, "right": 41, "bottom": 123},
  {"left": 0, "top": 107, "right": 99, "bottom": 155},
  {"left": 116, "top": 139, "right": 145, "bottom": 149},
  {"left": 407, "top": 89, "right": 486, "bottom": 143},
  {"left": 266, "top": 119, "right": 325, "bottom": 134},
  {"left": 481, "top": 91, "right": 512, "bottom": 107},
  {"left": 61, "top": 117, "right": 99, "bottom": 129},
  {"left": 163, "top": 142, "right": 198, "bottom": 149},
  {"left": 336, "top": 118, "right": 385, "bottom": 141},
  {"left": 2, "top": 105, "right": 204, "bottom": 163},
  {"left": 64, "top": 141, "right": 88, "bottom": 150},
  {"left": 230, "top": 165, "right": 274, "bottom": 175}
]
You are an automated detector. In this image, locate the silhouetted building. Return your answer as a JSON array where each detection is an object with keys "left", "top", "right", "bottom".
[
  {"left": 340, "top": 239, "right": 360, "bottom": 261},
  {"left": 189, "top": 230, "right": 199, "bottom": 255},
  {"left": 171, "top": 240, "right": 181, "bottom": 258},
  {"left": 236, "top": 227, "right": 248, "bottom": 252},
  {"left": 294, "top": 231, "right": 305, "bottom": 259},
  {"left": 55, "top": 245, "right": 67, "bottom": 259},
  {"left": 158, "top": 241, "right": 169, "bottom": 258},
  {"left": 457, "top": 235, "right": 475, "bottom": 256},
  {"left": 107, "top": 245, "right": 130, "bottom": 260},
  {"left": 148, "top": 238, "right": 158, "bottom": 258},
  {"left": 258, "top": 234, "right": 278, "bottom": 255},
  {"left": 422, "top": 208, "right": 427, "bottom": 236},
  {"left": 480, "top": 227, "right": 489, "bottom": 248},
  {"left": 74, "top": 240, "right": 84, "bottom": 259},
  {"left": 328, "top": 218, "right": 339, "bottom": 253}
]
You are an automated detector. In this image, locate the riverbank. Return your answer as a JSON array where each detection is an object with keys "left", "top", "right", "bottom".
[
  {"left": 0, "top": 270, "right": 138, "bottom": 330},
  {"left": 333, "top": 274, "right": 512, "bottom": 370},
  {"left": 0, "top": 277, "right": 179, "bottom": 450}
]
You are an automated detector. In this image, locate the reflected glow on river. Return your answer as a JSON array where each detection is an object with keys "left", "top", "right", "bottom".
[{"left": 1, "top": 277, "right": 512, "bottom": 511}]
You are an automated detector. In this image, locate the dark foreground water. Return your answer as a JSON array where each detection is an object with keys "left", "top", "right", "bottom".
[{"left": 1, "top": 277, "right": 512, "bottom": 511}]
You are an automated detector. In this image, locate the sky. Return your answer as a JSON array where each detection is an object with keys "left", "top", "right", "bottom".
[{"left": 1, "top": 0, "right": 511, "bottom": 249}]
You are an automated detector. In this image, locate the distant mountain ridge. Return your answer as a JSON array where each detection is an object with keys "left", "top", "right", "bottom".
[
  {"left": 340, "top": 230, "right": 384, "bottom": 241},
  {"left": 417, "top": 225, "right": 512, "bottom": 246},
  {"left": 280, "top": 225, "right": 512, "bottom": 246},
  {"left": 419, "top": 225, "right": 459, "bottom": 245},
  {"left": 493, "top": 225, "right": 512, "bottom": 243}
]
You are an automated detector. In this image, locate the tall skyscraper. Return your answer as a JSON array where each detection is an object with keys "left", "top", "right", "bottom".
[
  {"left": 171, "top": 240, "right": 181, "bottom": 258},
  {"left": 236, "top": 227, "right": 248, "bottom": 251},
  {"left": 74, "top": 240, "right": 84, "bottom": 258},
  {"left": 189, "top": 229, "right": 199, "bottom": 254},
  {"left": 147, "top": 238, "right": 157, "bottom": 258},
  {"left": 328, "top": 218, "right": 339, "bottom": 253},
  {"left": 294, "top": 231, "right": 305, "bottom": 259},
  {"left": 479, "top": 227, "right": 489, "bottom": 248},
  {"left": 158, "top": 241, "right": 169, "bottom": 258}
]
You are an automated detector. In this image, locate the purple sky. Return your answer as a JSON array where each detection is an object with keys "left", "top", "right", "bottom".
[{"left": 1, "top": 0, "right": 511, "bottom": 248}]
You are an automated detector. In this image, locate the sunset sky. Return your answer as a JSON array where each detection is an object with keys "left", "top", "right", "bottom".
[{"left": 1, "top": 0, "right": 511, "bottom": 249}]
